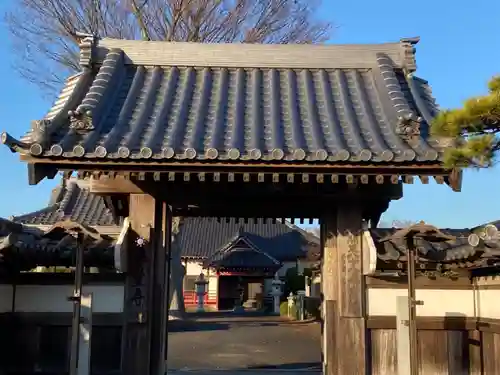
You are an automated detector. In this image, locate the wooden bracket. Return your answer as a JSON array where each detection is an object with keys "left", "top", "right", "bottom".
[{"left": 27, "top": 163, "right": 58, "bottom": 185}]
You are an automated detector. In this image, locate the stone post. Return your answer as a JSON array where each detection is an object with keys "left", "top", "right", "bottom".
[
  {"left": 194, "top": 273, "right": 208, "bottom": 312},
  {"left": 233, "top": 279, "right": 245, "bottom": 312},
  {"left": 305, "top": 276, "right": 311, "bottom": 297},
  {"left": 296, "top": 290, "right": 306, "bottom": 320},
  {"left": 287, "top": 292, "right": 295, "bottom": 319},
  {"left": 270, "top": 273, "right": 283, "bottom": 314}
]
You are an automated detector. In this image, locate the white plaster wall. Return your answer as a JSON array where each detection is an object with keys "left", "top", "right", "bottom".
[
  {"left": 14, "top": 285, "right": 124, "bottom": 313},
  {"left": 475, "top": 289, "right": 500, "bottom": 319},
  {"left": 366, "top": 288, "right": 475, "bottom": 317},
  {"left": 208, "top": 275, "right": 218, "bottom": 302},
  {"left": 185, "top": 261, "right": 204, "bottom": 276},
  {"left": 0, "top": 285, "right": 13, "bottom": 312},
  {"left": 311, "top": 275, "right": 321, "bottom": 298}
]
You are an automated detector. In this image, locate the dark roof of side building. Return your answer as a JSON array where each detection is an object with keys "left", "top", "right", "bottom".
[
  {"left": 370, "top": 222, "right": 500, "bottom": 270},
  {"left": 3, "top": 35, "right": 446, "bottom": 165},
  {"left": 10, "top": 179, "right": 116, "bottom": 227},
  {"left": 11, "top": 178, "right": 317, "bottom": 262},
  {"left": 0, "top": 218, "right": 116, "bottom": 271}
]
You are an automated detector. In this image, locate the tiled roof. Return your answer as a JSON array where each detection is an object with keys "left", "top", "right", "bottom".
[
  {"left": 204, "top": 235, "right": 282, "bottom": 269},
  {"left": 176, "top": 217, "right": 312, "bottom": 261},
  {"left": 0, "top": 218, "right": 116, "bottom": 271},
  {"left": 5, "top": 36, "right": 446, "bottom": 165},
  {"left": 370, "top": 222, "right": 500, "bottom": 270},
  {"left": 10, "top": 179, "right": 116, "bottom": 226},
  {"left": 207, "top": 248, "right": 281, "bottom": 269},
  {"left": 11, "top": 179, "right": 316, "bottom": 262}
]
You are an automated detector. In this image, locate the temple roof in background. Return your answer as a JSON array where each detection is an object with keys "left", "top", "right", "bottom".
[
  {"left": 10, "top": 178, "right": 318, "bottom": 264},
  {"left": 177, "top": 217, "right": 316, "bottom": 263},
  {"left": 3, "top": 36, "right": 447, "bottom": 166}
]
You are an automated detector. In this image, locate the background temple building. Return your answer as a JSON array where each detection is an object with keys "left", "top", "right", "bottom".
[{"left": 6, "top": 177, "right": 319, "bottom": 311}]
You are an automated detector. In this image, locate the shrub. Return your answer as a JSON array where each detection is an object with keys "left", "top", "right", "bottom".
[{"left": 279, "top": 300, "right": 297, "bottom": 319}]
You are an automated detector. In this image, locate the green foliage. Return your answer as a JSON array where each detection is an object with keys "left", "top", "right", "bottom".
[
  {"left": 284, "top": 267, "right": 305, "bottom": 294},
  {"left": 280, "top": 300, "right": 297, "bottom": 319},
  {"left": 431, "top": 75, "right": 500, "bottom": 168}
]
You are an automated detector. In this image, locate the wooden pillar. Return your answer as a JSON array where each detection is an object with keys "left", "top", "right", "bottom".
[
  {"left": 122, "top": 194, "right": 170, "bottom": 375},
  {"left": 150, "top": 202, "right": 171, "bottom": 375},
  {"left": 321, "top": 205, "right": 368, "bottom": 375}
]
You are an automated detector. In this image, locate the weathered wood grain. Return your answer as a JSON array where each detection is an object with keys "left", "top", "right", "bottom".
[
  {"left": 447, "top": 330, "right": 469, "bottom": 375},
  {"left": 337, "top": 317, "right": 366, "bottom": 375},
  {"left": 371, "top": 329, "right": 397, "bottom": 375},
  {"left": 321, "top": 215, "right": 338, "bottom": 375},
  {"left": 468, "top": 330, "right": 482, "bottom": 375},
  {"left": 321, "top": 207, "right": 366, "bottom": 375},
  {"left": 323, "top": 300, "right": 338, "bottom": 375},
  {"left": 417, "top": 330, "right": 448, "bottom": 375},
  {"left": 337, "top": 207, "right": 363, "bottom": 318},
  {"left": 482, "top": 332, "right": 500, "bottom": 375},
  {"left": 122, "top": 194, "right": 156, "bottom": 375}
]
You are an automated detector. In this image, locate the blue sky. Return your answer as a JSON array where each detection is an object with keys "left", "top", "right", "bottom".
[{"left": 0, "top": 0, "right": 499, "bottom": 229}]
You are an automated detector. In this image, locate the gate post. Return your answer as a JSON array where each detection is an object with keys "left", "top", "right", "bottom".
[
  {"left": 121, "top": 195, "right": 170, "bottom": 375},
  {"left": 321, "top": 206, "right": 368, "bottom": 375}
]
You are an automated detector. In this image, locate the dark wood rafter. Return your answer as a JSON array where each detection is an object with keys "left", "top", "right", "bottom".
[{"left": 21, "top": 158, "right": 461, "bottom": 191}]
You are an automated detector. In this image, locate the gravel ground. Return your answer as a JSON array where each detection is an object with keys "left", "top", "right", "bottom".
[{"left": 166, "top": 312, "right": 321, "bottom": 371}]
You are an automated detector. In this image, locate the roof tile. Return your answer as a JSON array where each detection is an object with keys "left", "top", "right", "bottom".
[{"left": 10, "top": 38, "right": 444, "bottom": 164}]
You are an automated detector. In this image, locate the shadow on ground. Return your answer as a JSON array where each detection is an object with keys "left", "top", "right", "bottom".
[
  {"left": 167, "top": 311, "right": 321, "bottom": 370},
  {"left": 245, "top": 362, "right": 321, "bottom": 370},
  {"left": 169, "top": 311, "right": 292, "bottom": 332}
]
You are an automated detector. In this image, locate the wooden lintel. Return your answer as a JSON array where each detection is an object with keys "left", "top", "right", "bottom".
[{"left": 90, "top": 176, "right": 147, "bottom": 194}]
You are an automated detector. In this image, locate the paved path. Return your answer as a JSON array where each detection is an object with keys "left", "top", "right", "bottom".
[{"left": 166, "top": 312, "right": 321, "bottom": 371}]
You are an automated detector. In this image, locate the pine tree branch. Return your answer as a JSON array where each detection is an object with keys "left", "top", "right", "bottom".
[{"left": 432, "top": 75, "right": 500, "bottom": 168}]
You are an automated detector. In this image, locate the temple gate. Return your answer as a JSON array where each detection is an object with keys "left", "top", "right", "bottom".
[{"left": 2, "top": 34, "right": 461, "bottom": 375}]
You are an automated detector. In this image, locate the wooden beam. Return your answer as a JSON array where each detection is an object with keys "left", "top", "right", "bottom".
[{"left": 90, "top": 176, "right": 147, "bottom": 194}]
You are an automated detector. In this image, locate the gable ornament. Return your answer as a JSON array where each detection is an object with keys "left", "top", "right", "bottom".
[
  {"left": 396, "top": 113, "right": 422, "bottom": 140},
  {"left": 68, "top": 109, "right": 94, "bottom": 134}
]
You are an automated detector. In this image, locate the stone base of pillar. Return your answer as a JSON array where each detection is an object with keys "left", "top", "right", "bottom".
[
  {"left": 233, "top": 305, "right": 245, "bottom": 313},
  {"left": 168, "top": 310, "right": 184, "bottom": 320}
]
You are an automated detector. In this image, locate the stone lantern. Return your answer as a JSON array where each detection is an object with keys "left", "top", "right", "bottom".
[
  {"left": 233, "top": 277, "right": 245, "bottom": 312},
  {"left": 270, "top": 273, "right": 283, "bottom": 314},
  {"left": 194, "top": 273, "right": 209, "bottom": 312}
]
